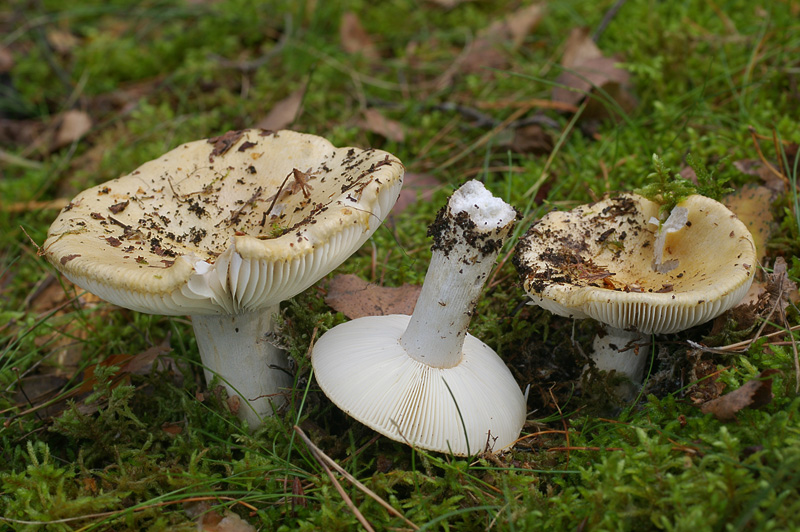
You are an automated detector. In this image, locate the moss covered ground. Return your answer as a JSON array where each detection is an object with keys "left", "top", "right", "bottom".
[{"left": 1, "top": 0, "right": 799, "bottom": 529}]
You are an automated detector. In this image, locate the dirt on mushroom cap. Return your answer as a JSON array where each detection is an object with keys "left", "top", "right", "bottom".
[
  {"left": 44, "top": 129, "right": 403, "bottom": 311},
  {"left": 514, "top": 193, "right": 757, "bottom": 332}
]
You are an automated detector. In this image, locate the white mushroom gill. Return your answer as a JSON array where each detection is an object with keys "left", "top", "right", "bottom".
[{"left": 312, "top": 180, "right": 526, "bottom": 456}]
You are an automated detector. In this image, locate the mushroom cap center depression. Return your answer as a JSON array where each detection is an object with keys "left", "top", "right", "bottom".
[{"left": 517, "top": 194, "right": 754, "bottom": 298}]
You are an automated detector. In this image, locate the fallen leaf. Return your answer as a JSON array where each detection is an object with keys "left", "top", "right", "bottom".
[
  {"left": 723, "top": 184, "right": 776, "bottom": 263},
  {"left": 199, "top": 511, "right": 256, "bottom": 532},
  {"left": 509, "top": 124, "right": 553, "bottom": 155},
  {"left": 388, "top": 172, "right": 441, "bottom": 224},
  {"left": 78, "top": 340, "right": 171, "bottom": 393},
  {"left": 53, "top": 109, "right": 92, "bottom": 149},
  {"left": 552, "top": 27, "right": 635, "bottom": 119},
  {"left": 0, "top": 46, "right": 13, "bottom": 73},
  {"left": 256, "top": 87, "right": 305, "bottom": 131},
  {"left": 461, "top": 3, "right": 544, "bottom": 74},
  {"left": 766, "top": 256, "right": 799, "bottom": 308},
  {"left": 362, "top": 108, "right": 405, "bottom": 142},
  {"left": 700, "top": 369, "right": 779, "bottom": 421},
  {"left": 734, "top": 159, "right": 787, "bottom": 194},
  {"left": 47, "top": 29, "right": 80, "bottom": 54},
  {"left": 340, "top": 12, "right": 379, "bottom": 59},
  {"left": 325, "top": 274, "right": 421, "bottom": 319},
  {"left": 560, "top": 27, "right": 602, "bottom": 70}
]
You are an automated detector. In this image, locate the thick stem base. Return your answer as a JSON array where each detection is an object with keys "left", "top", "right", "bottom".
[{"left": 192, "top": 309, "right": 291, "bottom": 428}]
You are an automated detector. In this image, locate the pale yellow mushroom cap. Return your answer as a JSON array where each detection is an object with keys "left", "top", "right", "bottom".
[
  {"left": 515, "top": 193, "right": 756, "bottom": 334},
  {"left": 45, "top": 129, "right": 404, "bottom": 315}
]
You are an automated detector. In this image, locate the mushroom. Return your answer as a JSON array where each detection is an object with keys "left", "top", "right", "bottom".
[
  {"left": 44, "top": 129, "right": 404, "bottom": 427},
  {"left": 312, "top": 180, "right": 526, "bottom": 456},
  {"left": 514, "top": 193, "right": 756, "bottom": 384}
]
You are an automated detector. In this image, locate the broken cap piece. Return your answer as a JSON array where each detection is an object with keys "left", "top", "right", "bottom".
[
  {"left": 514, "top": 193, "right": 756, "bottom": 382},
  {"left": 313, "top": 180, "right": 526, "bottom": 456},
  {"left": 45, "top": 129, "right": 404, "bottom": 427}
]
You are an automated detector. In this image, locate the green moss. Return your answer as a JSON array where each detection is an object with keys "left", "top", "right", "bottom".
[{"left": 1, "top": 0, "right": 799, "bottom": 528}]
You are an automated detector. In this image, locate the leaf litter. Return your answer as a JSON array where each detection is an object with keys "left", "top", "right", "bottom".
[{"left": 325, "top": 274, "right": 421, "bottom": 319}]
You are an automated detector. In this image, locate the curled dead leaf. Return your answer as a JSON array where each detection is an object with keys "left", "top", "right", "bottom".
[
  {"left": 362, "top": 108, "right": 405, "bottom": 142},
  {"left": 553, "top": 28, "right": 635, "bottom": 119},
  {"left": 700, "top": 369, "right": 780, "bottom": 421}
]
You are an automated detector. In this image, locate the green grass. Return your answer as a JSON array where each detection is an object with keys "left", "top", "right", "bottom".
[{"left": 2, "top": 0, "right": 800, "bottom": 529}]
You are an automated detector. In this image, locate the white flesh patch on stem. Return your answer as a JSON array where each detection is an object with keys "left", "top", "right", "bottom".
[
  {"left": 192, "top": 308, "right": 291, "bottom": 427},
  {"left": 400, "top": 180, "right": 516, "bottom": 368}
]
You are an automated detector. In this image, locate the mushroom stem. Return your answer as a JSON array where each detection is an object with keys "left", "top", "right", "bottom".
[
  {"left": 400, "top": 181, "right": 516, "bottom": 369},
  {"left": 192, "top": 309, "right": 291, "bottom": 427},
  {"left": 591, "top": 326, "right": 651, "bottom": 383}
]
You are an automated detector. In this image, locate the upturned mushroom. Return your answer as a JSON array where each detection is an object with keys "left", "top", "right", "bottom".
[
  {"left": 312, "top": 180, "right": 526, "bottom": 456},
  {"left": 44, "top": 129, "right": 404, "bottom": 427},
  {"left": 514, "top": 193, "right": 756, "bottom": 384}
]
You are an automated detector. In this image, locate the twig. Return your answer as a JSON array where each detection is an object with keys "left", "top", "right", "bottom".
[
  {"left": 548, "top": 387, "right": 570, "bottom": 467},
  {"left": 294, "top": 425, "right": 420, "bottom": 530},
  {"left": 592, "top": 0, "right": 628, "bottom": 42},
  {"left": 748, "top": 126, "right": 789, "bottom": 189},
  {"left": 437, "top": 106, "right": 531, "bottom": 172}
]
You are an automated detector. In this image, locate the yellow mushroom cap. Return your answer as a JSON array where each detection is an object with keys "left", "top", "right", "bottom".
[
  {"left": 515, "top": 193, "right": 756, "bottom": 334},
  {"left": 45, "top": 129, "right": 404, "bottom": 315}
]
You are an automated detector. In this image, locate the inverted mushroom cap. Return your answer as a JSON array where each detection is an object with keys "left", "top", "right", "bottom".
[
  {"left": 514, "top": 193, "right": 756, "bottom": 334},
  {"left": 312, "top": 314, "right": 526, "bottom": 456},
  {"left": 44, "top": 129, "right": 404, "bottom": 315}
]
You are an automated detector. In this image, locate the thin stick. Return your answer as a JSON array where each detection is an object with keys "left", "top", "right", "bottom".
[
  {"left": 294, "top": 425, "right": 419, "bottom": 531},
  {"left": 748, "top": 126, "right": 789, "bottom": 188},
  {"left": 306, "top": 440, "right": 375, "bottom": 532}
]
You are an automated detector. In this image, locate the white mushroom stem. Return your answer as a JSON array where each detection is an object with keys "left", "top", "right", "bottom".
[
  {"left": 400, "top": 181, "right": 517, "bottom": 368},
  {"left": 591, "top": 326, "right": 651, "bottom": 383},
  {"left": 649, "top": 206, "right": 688, "bottom": 274},
  {"left": 191, "top": 308, "right": 291, "bottom": 427}
]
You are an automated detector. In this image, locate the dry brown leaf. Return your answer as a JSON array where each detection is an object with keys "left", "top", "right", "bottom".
[
  {"left": 462, "top": 3, "right": 544, "bottom": 74},
  {"left": 198, "top": 510, "right": 256, "bottom": 532},
  {"left": 700, "top": 369, "right": 779, "bottom": 421},
  {"left": 552, "top": 28, "right": 635, "bottom": 118},
  {"left": 734, "top": 159, "right": 787, "bottom": 194},
  {"left": 362, "top": 108, "right": 405, "bottom": 142},
  {"left": 0, "top": 46, "right": 14, "bottom": 73},
  {"left": 78, "top": 340, "right": 171, "bottom": 394},
  {"left": 388, "top": 172, "right": 441, "bottom": 223},
  {"left": 53, "top": 110, "right": 92, "bottom": 149},
  {"left": 340, "top": 12, "right": 379, "bottom": 60},
  {"left": 560, "top": 27, "right": 602, "bottom": 69},
  {"left": 510, "top": 124, "right": 553, "bottom": 155},
  {"left": 724, "top": 184, "right": 776, "bottom": 264},
  {"left": 326, "top": 274, "right": 421, "bottom": 319},
  {"left": 256, "top": 87, "right": 305, "bottom": 131},
  {"left": 767, "top": 256, "right": 799, "bottom": 307},
  {"left": 47, "top": 29, "right": 80, "bottom": 54}
]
